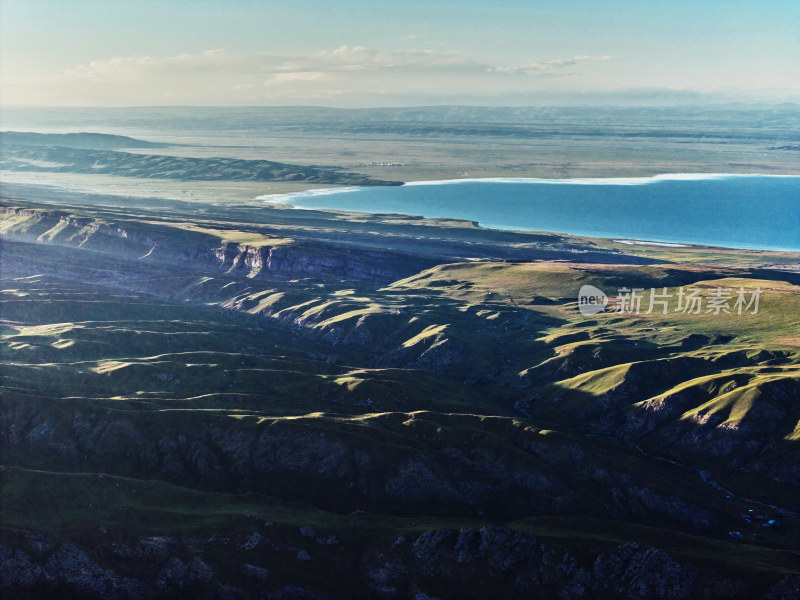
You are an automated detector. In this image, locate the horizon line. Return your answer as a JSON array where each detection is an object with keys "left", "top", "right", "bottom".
[{"left": 3, "top": 101, "right": 800, "bottom": 110}]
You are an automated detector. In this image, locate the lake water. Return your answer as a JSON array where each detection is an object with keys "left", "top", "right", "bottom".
[{"left": 261, "top": 174, "right": 800, "bottom": 251}]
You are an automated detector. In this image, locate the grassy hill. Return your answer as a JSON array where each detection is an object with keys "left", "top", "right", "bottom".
[{"left": 1, "top": 188, "right": 799, "bottom": 598}]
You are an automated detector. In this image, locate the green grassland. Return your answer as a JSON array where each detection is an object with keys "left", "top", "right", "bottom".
[{"left": 1, "top": 188, "right": 799, "bottom": 597}]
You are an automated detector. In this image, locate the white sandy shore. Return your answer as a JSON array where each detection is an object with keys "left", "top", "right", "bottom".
[{"left": 403, "top": 173, "right": 798, "bottom": 186}]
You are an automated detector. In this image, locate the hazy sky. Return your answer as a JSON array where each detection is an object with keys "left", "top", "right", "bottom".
[{"left": 1, "top": 0, "right": 798, "bottom": 106}]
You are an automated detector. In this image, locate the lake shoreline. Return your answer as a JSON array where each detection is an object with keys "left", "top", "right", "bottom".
[{"left": 257, "top": 174, "right": 800, "bottom": 252}]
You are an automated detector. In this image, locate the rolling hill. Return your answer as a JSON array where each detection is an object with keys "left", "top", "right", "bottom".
[{"left": 2, "top": 187, "right": 799, "bottom": 599}]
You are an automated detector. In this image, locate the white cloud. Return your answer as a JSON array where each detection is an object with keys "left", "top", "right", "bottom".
[
  {"left": 2, "top": 47, "right": 617, "bottom": 106},
  {"left": 264, "top": 71, "right": 334, "bottom": 86},
  {"left": 492, "top": 55, "right": 613, "bottom": 74},
  {"left": 60, "top": 49, "right": 234, "bottom": 82},
  {"left": 287, "top": 45, "right": 475, "bottom": 72}
]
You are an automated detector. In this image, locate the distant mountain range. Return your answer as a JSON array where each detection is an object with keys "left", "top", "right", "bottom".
[{"left": 0, "top": 130, "right": 169, "bottom": 150}]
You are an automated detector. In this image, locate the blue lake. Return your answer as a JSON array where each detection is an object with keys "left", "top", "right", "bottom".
[{"left": 263, "top": 175, "right": 800, "bottom": 251}]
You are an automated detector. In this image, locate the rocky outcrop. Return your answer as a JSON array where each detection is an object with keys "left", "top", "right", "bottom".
[
  {"left": 0, "top": 530, "right": 343, "bottom": 600},
  {"left": 768, "top": 575, "right": 800, "bottom": 600},
  {"left": 360, "top": 528, "right": 753, "bottom": 600},
  {"left": 1, "top": 542, "right": 149, "bottom": 599},
  {"left": 0, "top": 207, "right": 159, "bottom": 259},
  {"left": 0, "top": 528, "right": 766, "bottom": 599},
  {"left": 214, "top": 241, "right": 431, "bottom": 284},
  {"left": 0, "top": 543, "right": 51, "bottom": 593},
  {"left": 591, "top": 544, "right": 696, "bottom": 600}
]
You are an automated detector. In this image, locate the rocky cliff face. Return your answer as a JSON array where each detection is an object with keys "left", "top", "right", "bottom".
[
  {"left": 0, "top": 207, "right": 435, "bottom": 284},
  {"left": 214, "top": 241, "right": 429, "bottom": 284},
  {"left": 0, "top": 207, "right": 159, "bottom": 258},
  {"left": 5, "top": 527, "right": 796, "bottom": 600}
]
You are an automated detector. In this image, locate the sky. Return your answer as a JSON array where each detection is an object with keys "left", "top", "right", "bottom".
[{"left": 0, "top": 0, "right": 798, "bottom": 107}]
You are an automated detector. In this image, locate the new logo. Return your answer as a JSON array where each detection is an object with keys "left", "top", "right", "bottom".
[{"left": 578, "top": 285, "right": 608, "bottom": 316}]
